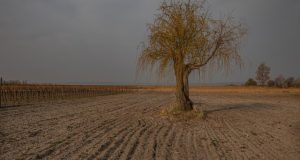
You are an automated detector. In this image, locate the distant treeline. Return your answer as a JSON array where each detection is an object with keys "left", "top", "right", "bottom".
[
  {"left": 1, "top": 79, "right": 29, "bottom": 85},
  {"left": 245, "top": 63, "right": 300, "bottom": 88},
  {"left": 245, "top": 76, "right": 300, "bottom": 88}
]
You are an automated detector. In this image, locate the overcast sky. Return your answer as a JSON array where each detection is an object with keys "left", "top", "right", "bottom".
[{"left": 0, "top": 0, "right": 299, "bottom": 84}]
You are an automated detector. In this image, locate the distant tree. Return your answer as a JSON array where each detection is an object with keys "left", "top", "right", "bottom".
[
  {"left": 138, "top": 0, "right": 246, "bottom": 111},
  {"left": 294, "top": 78, "right": 300, "bottom": 87},
  {"left": 245, "top": 78, "right": 257, "bottom": 86},
  {"left": 267, "top": 80, "right": 275, "bottom": 87},
  {"left": 274, "top": 75, "right": 285, "bottom": 88},
  {"left": 255, "top": 63, "right": 270, "bottom": 85},
  {"left": 285, "top": 77, "right": 294, "bottom": 88}
]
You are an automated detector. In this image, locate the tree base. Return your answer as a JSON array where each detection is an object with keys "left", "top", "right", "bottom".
[
  {"left": 160, "top": 103, "right": 206, "bottom": 121},
  {"left": 174, "top": 100, "right": 193, "bottom": 111}
]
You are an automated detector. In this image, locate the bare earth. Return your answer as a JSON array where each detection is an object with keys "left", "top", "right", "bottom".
[{"left": 0, "top": 91, "right": 299, "bottom": 160}]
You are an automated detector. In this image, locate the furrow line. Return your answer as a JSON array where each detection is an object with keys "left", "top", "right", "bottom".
[
  {"left": 127, "top": 123, "right": 159, "bottom": 159},
  {"left": 124, "top": 123, "right": 151, "bottom": 160},
  {"left": 85, "top": 120, "right": 138, "bottom": 160},
  {"left": 155, "top": 124, "right": 173, "bottom": 159},
  {"left": 26, "top": 117, "right": 121, "bottom": 159},
  {"left": 108, "top": 119, "right": 148, "bottom": 160},
  {"left": 57, "top": 116, "right": 134, "bottom": 159},
  {"left": 214, "top": 113, "right": 246, "bottom": 159},
  {"left": 170, "top": 125, "right": 184, "bottom": 160},
  {"left": 203, "top": 121, "right": 225, "bottom": 160},
  {"left": 223, "top": 118, "right": 277, "bottom": 159}
]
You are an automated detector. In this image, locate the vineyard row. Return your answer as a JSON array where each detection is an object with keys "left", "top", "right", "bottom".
[{"left": 0, "top": 85, "right": 139, "bottom": 107}]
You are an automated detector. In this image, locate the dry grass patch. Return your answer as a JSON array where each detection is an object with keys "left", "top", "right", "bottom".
[
  {"left": 139, "top": 86, "right": 300, "bottom": 95},
  {"left": 160, "top": 102, "right": 206, "bottom": 122}
]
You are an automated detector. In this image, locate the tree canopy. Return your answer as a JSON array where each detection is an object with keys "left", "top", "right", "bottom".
[
  {"left": 256, "top": 63, "right": 270, "bottom": 85},
  {"left": 138, "top": 0, "right": 246, "bottom": 76},
  {"left": 138, "top": 0, "right": 246, "bottom": 110}
]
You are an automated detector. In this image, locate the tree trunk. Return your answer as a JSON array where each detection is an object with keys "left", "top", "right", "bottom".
[
  {"left": 183, "top": 69, "right": 193, "bottom": 106},
  {"left": 174, "top": 64, "right": 193, "bottom": 111}
]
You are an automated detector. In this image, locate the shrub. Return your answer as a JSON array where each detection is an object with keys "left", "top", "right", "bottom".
[
  {"left": 255, "top": 63, "right": 270, "bottom": 85},
  {"left": 274, "top": 75, "right": 285, "bottom": 88},
  {"left": 245, "top": 78, "right": 257, "bottom": 86},
  {"left": 285, "top": 77, "right": 294, "bottom": 88},
  {"left": 292, "top": 78, "right": 300, "bottom": 87},
  {"left": 267, "top": 80, "right": 275, "bottom": 87}
]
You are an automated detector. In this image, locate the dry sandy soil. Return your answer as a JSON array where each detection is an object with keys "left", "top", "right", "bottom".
[{"left": 0, "top": 90, "right": 299, "bottom": 160}]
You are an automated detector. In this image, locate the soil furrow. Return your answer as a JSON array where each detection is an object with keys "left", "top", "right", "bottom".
[
  {"left": 140, "top": 123, "right": 168, "bottom": 159},
  {"left": 223, "top": 117, "right": 276, "bottom": 159},
  {"left": 169, "top": 125, "right": 184, "bottom": 160},
  {"left": 202, "top": 121, "right": 225, "bottom": 160},
  {"left": 123, "top": 123, "right": 150, "bottom": 160},
  {"left": 1, "top": 92, "right": 299, "bottom": 160},
  {"left": 108, "top": 120, "right": 148, "bottom": 160},
  {"left": 85, "top": 121, "right": 139, "bottom": 160},
  {"left": 126, "top": 122, "right": 159, "bottom": 159},
  {"left": 56, "top": 117, "right": 134, "bottom": 159},
  {"left": 155, "top": 124, "right": 172, "bottom": 159},
  {"left": 213, "top": 113, "right": 247, "bottom": 160},
  {"left": 151, "top": 125, "right": 170, "bottom": 160}
]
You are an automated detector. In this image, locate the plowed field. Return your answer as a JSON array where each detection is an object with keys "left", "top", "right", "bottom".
[{"left": 1, "top": 91, "right": 299, "bottom": 159}]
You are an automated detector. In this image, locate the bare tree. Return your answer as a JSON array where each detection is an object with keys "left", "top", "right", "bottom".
[
  {"left": 274, "top": 74, "right": 285, "bottom": 88},
  {"left": 245, "top": 78, "right": 257, "bottom": 86},
  {"left": 138, "top": 0, "right": 246, "bottom": 111},
  {"left": 255, "top": 63, "right": 270, "bottom": 85},
  {"left": 285, "top": 77, "right": 294, "bottom": 88},
  {"left": 294, "top": 78, "right": 300, "bottom": 87},
  {"left": 267, "top": 80, "right": 275, "bottom": 87}
]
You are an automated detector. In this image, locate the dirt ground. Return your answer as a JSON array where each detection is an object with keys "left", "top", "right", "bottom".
[{"left": 0, "top": 91, "right": 299, "bottom": 160}]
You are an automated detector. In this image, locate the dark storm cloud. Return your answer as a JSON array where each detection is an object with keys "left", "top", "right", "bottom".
[{"left": 0, "top": 0, "right": 299, "bottom": 84}]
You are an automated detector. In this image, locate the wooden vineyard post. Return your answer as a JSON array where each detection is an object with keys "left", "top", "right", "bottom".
[{"left": 0, "top": 77, "right": 2, "bottom": 107}]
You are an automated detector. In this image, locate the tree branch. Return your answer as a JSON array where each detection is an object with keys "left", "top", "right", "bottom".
[{"left": 186, "top": 39, "right": 221, "bottom": 71}]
